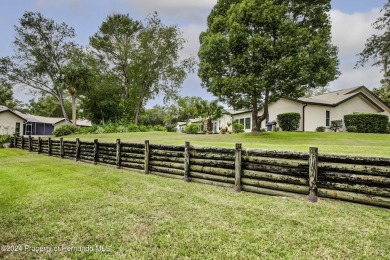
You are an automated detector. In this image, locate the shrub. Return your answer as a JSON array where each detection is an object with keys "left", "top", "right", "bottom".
[
  {"left": 53, "top": 124, "right": 78, "bottom": 137},
  {"left": 127, "top": 124, "right": 140, "bottom": 132},
  {"left": 138, "top": 125, "right": 149, "bottom": 132},
  {"left": 103, "top": 124, "right": 118, "bottom": 133},
  {"left": 316, "top": 126, "right": 326, "bottom": 132},
  {"left": 277, "top": 113, "right": 301, "bottom": 131},
  {"left": 185, "top": 124, "right": 200, "bottom": 134},
  {"left": 153, "top": 125, "right": 167, "bottom": 132},
  {"left": 0, "top": 135, "right": 11, "bottom": 144},
  {"left": 94, "top": 126, "right": 105, "bottom": 134},
  {"left": 344, "top": 113, "right": 389, "bottom": 133},
  {"left": 232, "top": 123, "right": 244, "bottom": 133},
  {"left": 117, "top": 125, "right": 127, "bottom": 133},
  {"left": 330, "top": 120, "right": 343, "bottom": 132},
  {"left": 346, "top": 126, "right": 357, "bottom": 132}
]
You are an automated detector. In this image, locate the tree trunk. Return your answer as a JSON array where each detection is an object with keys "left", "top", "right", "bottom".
[
  {"left": 68, "top": 85, "right": 77, "bottom": 126},
  {"left": 256, "top": 89, "right": 270, "bottom": 130},
  {"left": 134, "top": 97, "right": 143, "bottom": 125},
  {"left": 251, "top": 91, "right": 259, "bottom": 132},
  {"left": 207, "top": 118, "right": 212, "bottom": 132},
  {"left": 57, "top": 90, "right": 69, "bottom": 122}
]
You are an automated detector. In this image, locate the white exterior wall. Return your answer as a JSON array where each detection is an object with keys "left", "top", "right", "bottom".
[
  {"left": 304, "top": 105, "right": 330, "bottom": 132},
  {"left": 357, "top": 88, "right": 390, "bottom": 117},
  {"left": 304, "top": 95, "right": 382, "bottom": 132},
  {"left": 213, "top": 113, "right": 234, "bottom": 133},
  {"left": 267, "top": 99, "right": 303, "bottom": 131},
  {"left": 0, "top": 112, "right": 25, "bottom": 135},
  {"left": 232, "top": 112, "right": 252, "bottom": 132},
  {"left": 333, "top": 95, "right": 381, "bottom": 131}
]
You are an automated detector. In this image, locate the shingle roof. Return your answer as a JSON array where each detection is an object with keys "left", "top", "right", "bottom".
[{"left": 295, "top": 86, "right": 361, "bottom": 105}]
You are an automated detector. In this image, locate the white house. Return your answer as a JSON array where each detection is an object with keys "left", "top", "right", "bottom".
[
  {"left": 231, "top": 86, "right": 390, "bottom": 132},
  {"left": 179, "top": 109, "right": 236, "bottom": 133},
  {"left": 0, "top": 105, "right": 25, "bottom": 135},
  {"left": 0, "top": 105, "right": 92, "bottom": 136}
]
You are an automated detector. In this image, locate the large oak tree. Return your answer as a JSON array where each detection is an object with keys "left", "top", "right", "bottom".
[{"left": 199, "top": 0, "right": 339, "bottom": 131}]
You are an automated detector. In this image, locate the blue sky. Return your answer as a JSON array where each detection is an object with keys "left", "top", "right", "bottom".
[{"left": 0, "top": 0, "right": 388, "bottom": 107}]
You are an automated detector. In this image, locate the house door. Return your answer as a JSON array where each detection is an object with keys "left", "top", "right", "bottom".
[{"left": 25, "top": 123, "right": 32, "bottom": 136}]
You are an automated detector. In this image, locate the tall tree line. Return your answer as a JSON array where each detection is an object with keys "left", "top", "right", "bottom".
[{"left": 0, "top": 11, "right": 194, "bottom": 124}]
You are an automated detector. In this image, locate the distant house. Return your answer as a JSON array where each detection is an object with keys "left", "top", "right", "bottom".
[
  {"left": 0, "top": 106, "right": 25, "bottom": 135},
  {"left": 178, "top": 109, "right": 235, "bottom": 133},
  {"left": 0, "top": 105, "right": 92, "bottom": 136},
  {"left": 232, "top": 86, "right": 390, "bottom": 132}
]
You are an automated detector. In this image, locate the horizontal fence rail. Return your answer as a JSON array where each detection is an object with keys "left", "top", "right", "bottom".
[{"left": 9, "top": 136, "right": 390, "bottom": 209}]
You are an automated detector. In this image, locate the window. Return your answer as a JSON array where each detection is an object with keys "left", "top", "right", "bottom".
[
  {"left": 15, "top": 123, "right": 20, "bottom": 134},
  {"left": 244, "top": 117, "right": 251, "bottom": 130},
  {"left": 239, "top": 118, "right": 245, "bottom": 125},
  {"left": 326, "top": 111, "right": 330, "bottom": 127}
]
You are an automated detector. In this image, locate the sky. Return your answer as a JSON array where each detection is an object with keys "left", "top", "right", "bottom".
[{"left": 0, "top": 0, "right": 388, "bottom": 108}]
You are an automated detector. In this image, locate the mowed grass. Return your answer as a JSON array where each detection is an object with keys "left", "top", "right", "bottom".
[
  {"left": 0, "top": 149, "right": 389, "bottom": 259},
  {"left": 63, "top": 131, "right": 390, "bottom": 157}
]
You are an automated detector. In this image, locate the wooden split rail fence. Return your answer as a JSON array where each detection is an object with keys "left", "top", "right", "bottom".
[{"left": 10, "top": 136, "right": 390, "bottom": 208}]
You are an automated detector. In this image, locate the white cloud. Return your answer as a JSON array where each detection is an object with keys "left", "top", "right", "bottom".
[
  {"left": 329, "top": 8, "right": 384, "bottom": 90},
  {"left": 121, "top": 0, "right": 217, "bottom": 23}
]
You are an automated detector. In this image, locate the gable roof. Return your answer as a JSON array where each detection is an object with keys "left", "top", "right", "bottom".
[
  {"left": 289, "top": 86, "right": 388, "bottom": 112},
  {"left": 0, "top": 106, "right": 27, "bottom": 121}
]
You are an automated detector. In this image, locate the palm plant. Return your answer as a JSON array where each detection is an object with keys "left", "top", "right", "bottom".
[{"left": 196, "top": 100, "right": 224, "bottom": 133}]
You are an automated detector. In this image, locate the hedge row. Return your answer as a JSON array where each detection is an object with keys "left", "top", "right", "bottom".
[{"left": 344, "top": 113, "right": 389, "bottom": 133}]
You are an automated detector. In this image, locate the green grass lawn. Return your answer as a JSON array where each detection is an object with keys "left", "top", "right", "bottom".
[
  {"left": 1, "top": 149, "right": 389, "bottom": 259},
  {"left": 61, "top": 131, "right": 390, "bottom": 157}
]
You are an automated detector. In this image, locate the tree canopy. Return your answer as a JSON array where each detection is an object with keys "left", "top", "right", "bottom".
[
  {"left": 199, "top": 0, "right": 339, "bottom": 131},
  {"left": 90, "top": 12, "right": 195, "bottom": 124},
  {"left": 356, "top": 2, "right": 390, "bottom": 105},
  {"left": 0, "top": 11, "right": 79, "bottom": 121}
]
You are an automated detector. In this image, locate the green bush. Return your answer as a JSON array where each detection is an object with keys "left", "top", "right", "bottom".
[
  {"left": 346, "top": 126, "right": 357, "bottom": 132},
  {"left": 277, "top": 113, "right": 301, "bottom": 131},
  {"left": 94, "top": 126, "right": 105, "bottom": 134},
  {"left": 316, "top": 126, "right": 326, "bottom": 132},
  {"left": 153, "top": 125, "right": 167, "bottom": 132},
  {"left": 127, "top": 124, "right": 140, "bottom": 132},
  {"left": 344, "top": 113, "right": 389, "bottom": 133},
  {"left": 53, "top": 124, "right": 78, "bottom": 137},
  {"left": 0, "top": 135, "right": 11, "bottom": 144},
  {"left": 330, "top": 120, "right": 343, "bottom": 132},
  {"left": 138, "top": 125, "right": 149, "bottom": 132},
  {"left": 232, "top": 123, "right": 244, "bottom": 133},
  {"left": 185, "top": 124, "right": 200, "bottom": 134},
  {"left": 103, "top": 124, "right": 118, "bottom": 133},
  {"left": 117, "top": 125, "right": 127, "bottom": 133}
]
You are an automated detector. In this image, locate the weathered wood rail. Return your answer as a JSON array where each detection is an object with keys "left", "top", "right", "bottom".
[{"left": 9, "top": 136, "right": 390, "bottom": 208}]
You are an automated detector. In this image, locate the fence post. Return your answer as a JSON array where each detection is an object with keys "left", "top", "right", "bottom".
[
  {"left": 144, "top": 140, "right": 150, "bottom": 174},
  {"left": 309, "top": 147, "right": 319, "bottom": 202},
  {"left": 21, "top": 136, "right": 25, "bottom": 150},
  {"left": 75, "top": 138, "right": 80, "bottom": 161},
  {"left": 38, "top": 137, "right": 42, "bottom": 154},
  {"left": 28, "top": 136, "right": 32, "bottom": 152},
  {"left": 93, "top": 139, "right": 99, "bottom": 165},
  {"left": 116, "top": 139, "right": 121, "bottom": 169},
  {"left": 235, "top": 143, "right": 242, "bottom": 192},
  {"left": 48, "top": 137, "right": 52, "bottom": 156},
  {"left": 60, "top": 138, "right": 64, "bottom": 158},
  {"left": 184, "top": 141, "right": 190, "bottom": 182}
]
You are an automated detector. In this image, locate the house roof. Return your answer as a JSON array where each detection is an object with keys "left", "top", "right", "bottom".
[
  {"left": 0, "top": 106, "right": 27, "bottom": 121},
  {"left": 290, "top": 86, "right": 387, "bottom": 112},
  {"left": 27, "top": 115, "right": 65, "bottom": 124},
  {"left": 75, "top": 119, "right": 92, "bottom": 127},
  {"left": 0, "top": 105, "right": 66, "bottom": 124}
]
